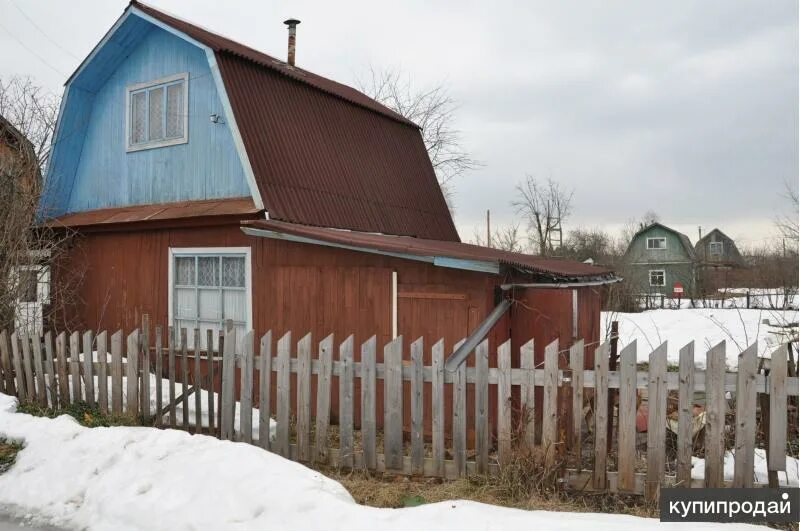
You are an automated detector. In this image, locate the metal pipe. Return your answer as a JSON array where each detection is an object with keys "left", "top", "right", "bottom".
[
  {"left": 499, "top": 277, "right": 622, "bottom": 290},
  {"left": 284, "top": 18, "right": 300, "bottom": 66},
  {"left": 444, "top": 298, "right": 512, "bottom": 372}
]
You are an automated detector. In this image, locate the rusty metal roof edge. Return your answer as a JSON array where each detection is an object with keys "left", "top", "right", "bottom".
[{"left": 241, "top": 225, "right": 500, "bottom": 274}]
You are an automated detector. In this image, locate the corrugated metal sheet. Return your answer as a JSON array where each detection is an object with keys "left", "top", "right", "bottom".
[
  {"left": 131, "top": 1, "right": 459, "bottom": 242},
  {"left": 243, "top": 219, "right": 615, "bottom": 279},
  {"left": 49, "top": 197, "right": 258, "bottom": 228}
]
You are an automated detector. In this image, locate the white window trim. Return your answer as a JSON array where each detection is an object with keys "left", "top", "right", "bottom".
[
  {"left": 646, "top": 237, "right": 667, "bottom": 250},
  {"left": 648, "top": 269, "right": 666, "bottom": 287},
  {"left": 167, "top": 247, "right": 253, "bottom": 333},
  {"left": 709, "top": 241, "right": 723, "bottom": 255},
  {"left": 126, "top": 72, "right": 189, "bottom": 152}
]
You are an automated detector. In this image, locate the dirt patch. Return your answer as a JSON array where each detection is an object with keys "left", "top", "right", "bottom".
[{"left": 0, "top": 440, "right": 21, "bottom": 474}]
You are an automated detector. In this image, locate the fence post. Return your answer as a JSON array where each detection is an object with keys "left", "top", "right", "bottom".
[
  {"left": 618, "top": 341, "right": 637, "bottom": 493},
  {"left": 431, "top": 339, "right": 445, "bottom": 477},
  {"left": 676, "top": 342, "right": 695, "bottom": 486},
  {"left": 569, "top": 340, "right": 584, "bottom": 468},
  {"left": 258, "top": 331, "right": 273, "bottom": 450},
  {"left": 126, "top": 329, "right": 140, "bottom": 417},
  {"left": 768, "top": 344, "right": 788, "bottom": 475},
  {"left": 497, "top": 339, "right": 512, "bottom": 466},
  {"left": 339, "top": 335, "right": 355, "bottom": 469},
  {"left": 646, "top": 342, "right": 668, "bottom": 501},
  {"left": 593, "top": 343, "right": 609, "bottom": 490},
  {"left": 359, "top": 336, "right": 376, "bottom": 470},
  {"left": 275, "top": 331, "right": 291, "bottom": 456},
  {"left": 475, "top": 338, "right": 490, "bottom": 474},
  {"left": 384, "top": 335, "right": 403, "bottom": 471},
  {"left": 452, "top": 338, "right": 467, "bottom": 477},
  {"left": 295, "top": 333, "right": 312, "bottom": 459},
  {"left": 520, "top": 339, "right": 536, "bottom": 450},
  {"left": 732, "top": 343, "right": 757, "bottom": 487},
  {"left": 410, "top": 337, "right": 425, "bottom": 475},
  {"left": 704, "top": 342, "right": 726, "bottom": 488},
  {"left": 541, "top": 339, "right": 559, "bottom": 468},
  {"left": 220, "top": 327, "right": 238, "bottom": 441},
  {"left": 240, "top": 330, "right": 255, "bottom": 444}
]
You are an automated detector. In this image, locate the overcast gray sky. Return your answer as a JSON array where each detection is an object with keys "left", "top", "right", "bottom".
[{"left": 1, "top": 0, "right": 797, "bottom": 248}]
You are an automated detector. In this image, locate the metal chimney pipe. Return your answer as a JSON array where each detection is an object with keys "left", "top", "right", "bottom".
[{"left": 284, "top": 18, "right": 300, "bottom": 66}]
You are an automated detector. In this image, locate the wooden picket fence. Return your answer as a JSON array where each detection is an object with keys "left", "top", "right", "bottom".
[{"left": 0, "top": 323, "right": 797, "bottom": 503}]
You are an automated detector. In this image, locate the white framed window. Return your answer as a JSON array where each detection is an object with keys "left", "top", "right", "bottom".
[
  {"left": 126, "top": 73, "right": 188, "bottom": 152},
  {"left": 168, "top": 247, "right": 252, "bottom": 350},
  {"left": 646, "top": 237, "right": 667, "bottom": 250},
  {"left": 649, "top": 269, "right": 665, "bottom": 287},
  {"left": 709, "top": 241, "right": 723, "bottom": 255}
]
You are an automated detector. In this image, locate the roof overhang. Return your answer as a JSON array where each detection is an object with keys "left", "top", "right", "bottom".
[{"left": 241, "top": 225, "right": 500, "bottom": 274}]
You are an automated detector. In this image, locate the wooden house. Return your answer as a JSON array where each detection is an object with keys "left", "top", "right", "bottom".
[
  {"left": 623, "top": 223, "right": 696, "bottom": 296},
  {"left": 40, "top": 2, "right": 617, "bottom": 431},
  {"left": 694, "top": 228, "right": 747, "bottom": 292}
]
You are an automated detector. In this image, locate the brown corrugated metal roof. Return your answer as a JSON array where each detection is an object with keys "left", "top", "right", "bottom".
[
  {"left": 130, "top": 2, "right": 459, "bottom": 242},
  {"left": 243, "top": 219, "right": 615, "bottom": 279},
  {"left": 49, "top": 197, "right": 259, "bottom": 228}
]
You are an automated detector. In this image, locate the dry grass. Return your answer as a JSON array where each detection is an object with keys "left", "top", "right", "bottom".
[{"left": 314, "top": 445, "right": 656, "bottom": 518}]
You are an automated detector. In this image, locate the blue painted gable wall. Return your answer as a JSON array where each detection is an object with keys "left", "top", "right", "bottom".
[{"left": 50, "top": 20, "right": 250, "bottom": 215}]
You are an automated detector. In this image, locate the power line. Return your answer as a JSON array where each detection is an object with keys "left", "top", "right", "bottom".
[
  {"left": 9, "top": 0, "right": 81, "bottom": 60},
  {"left": 0, "top": 18, "right": 67, "bottom": 77}
]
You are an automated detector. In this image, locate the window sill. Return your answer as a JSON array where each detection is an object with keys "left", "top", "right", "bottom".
[{"left": 127, "top": 136, "right": 188, "bottom": 153}]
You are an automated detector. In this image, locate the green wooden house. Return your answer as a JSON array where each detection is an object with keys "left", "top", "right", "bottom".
[{"left": 623, "top": 223, "right": 696, "bottom": 295}]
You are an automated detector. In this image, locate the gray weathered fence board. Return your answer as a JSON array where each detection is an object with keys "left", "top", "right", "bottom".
[
  {"left": 43, "top": 332, "right": 57, "bottom": 408},
  {"left": 452, "top": 338, "right": 467, "bottom": 477},
  {"left": 497, "top": 339, "right": 512, "bottom": 465},
  {"left": 475, "top": 339, "right": 489, "bottom": 474},
  {"left": 220, "top": 328, "right": 237, "bottom": 441},
  {"left": 82, "top": 331, "right": 95, "bottom": 407},
  {"left": 339, "top": 335, "right": 355, "bottom": 469},
  {"left": 32, "top": 333, "right": 47, "bottom": 406},
  {"left": 275, "top": 331, "right": 291, "bottom": 457},
  {"left": 207, "top": 329, "right": 215, "bottom": 436},
  {"left": 168, "top": 327, "right": 176, "bottom": 428},
  {"left": 296, "top": 333, "right": 312, "bottom": 460},
  {"left": 359, "top": 336, "right": 376, "bottom": 470},
  {"left": 768, "top": 345, "right": 788, "bottom": 472},
  {"left": 704, "top": 342, "right": 726, "bottom": 488},
  {"left": 676, "top": 342, "right": 695, "bottom": 487},
  {"left": 69, "top": 332, "right": 81, "bottom": 403},
  {"left": 96, "top": 331, "right": 108, "bottom": 414},
  {"left": 520, "top": 339, "right": 536, "bottom": 449},
  {"left": 541, "top": 339, "right": 559, "bottom": 467},
  {"left": 646, "top": 342, "right": 668, "bottom": 502},
  {"left": 258, "top": 331, "right": 273, "bottom": 450},
  {"left": 240, "top": 331, "right": 255, "bottom": 443},
  {"left": 0, "top": 331, "right": 14, "bottom": 395},
  {"left": 733, "top": 343, "right": 757, "bottom": 487},
  {"left": 431, "top": 339, "right": 445, "bottom": 478},
  {"left": 617, "top": 341, "right": 637, "bottom": 492},
  {"left": 410, "top": 337, "right": 425, "bottom": 475},
  {"left": 180, "top": 328, "right": 189, "bottom": 428},
  {"left": 21, "top": 333, "right": 35, "bottom": 403},
  {"left": 10, "top": 333, "right": 25, "bottom": 402},
  {"left": 110, "top": 331, "right": 123, "bottom": 414},
  {"left": 593, "top": 342, "right": 609, "bottom": 490},
  {"left": 384, "top": 335, "right": 403, "bottom": 471},
  {"left": 154, "top": 327, "right": 162, "bottom": 427},
  {"left": 314, "top": 334, "right": 333, "bottom": 461},
  {"left": 569, "top": 340, "right": 584, "bottom": 466},
  {"left": 126, "top": 330, "right": 139, "bottom": 416},
  {"left": 141, "top": 317, "right": 150, "bottom": 419}
]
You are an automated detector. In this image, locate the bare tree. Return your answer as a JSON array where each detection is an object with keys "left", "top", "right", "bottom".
[
  {"left": 356, "top": 67, "right": 478, "bottom": 206},
  {"left": 776, "top": 180, "right": 799, "bottom": 247},
  {"left": 471, "top": 222, "right": 527, "bottom": 253},
  {"left": 0, "top": 76, "right": 78, "bottom": 331},
  {"left": 511, "top": 175, "right": 573, "bottom": 256}
]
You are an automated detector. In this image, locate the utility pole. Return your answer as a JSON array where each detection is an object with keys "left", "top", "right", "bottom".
[{"left": 486, "top": 209, "right": 491, "bottom": 248}]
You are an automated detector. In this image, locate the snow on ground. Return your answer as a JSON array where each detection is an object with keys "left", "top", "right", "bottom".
[
  {"left": 0, "top": 394, "right": 768, "bottom": 531},
  {"left": 602, "top": 308, "right": 798, "bottom": 367},
  {"left": 691, "top": 449, "right": 799, "bottom": 487}
]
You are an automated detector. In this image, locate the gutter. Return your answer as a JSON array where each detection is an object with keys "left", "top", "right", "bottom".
[{"left": 499, "top": 277, "right": 623, "bottom": 290}]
